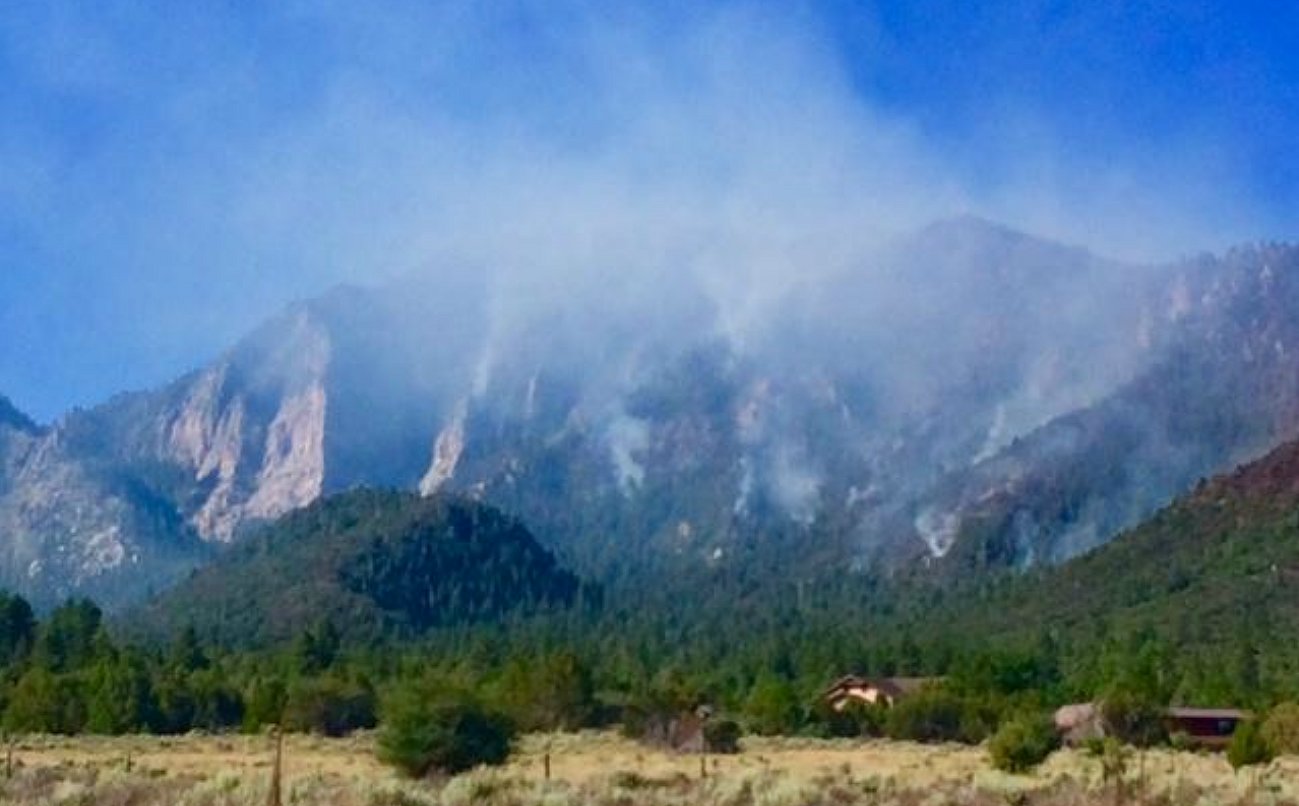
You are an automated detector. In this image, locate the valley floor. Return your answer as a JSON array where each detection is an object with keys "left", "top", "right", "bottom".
[{"left": 1, "top": 730, "right": 1297, "bottom": 805}]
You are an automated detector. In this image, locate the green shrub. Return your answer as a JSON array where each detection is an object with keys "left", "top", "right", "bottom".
[
  {"left": 377, "top": 680, "right": 514, "bottom": 777},
  {"left": 704, "top": 718, "right": 741, "bottom": 753},
  {"left": 1100, "top": 690, "right": 1166, "bottom": 747},
  {"left": 988, "top": 713, "right": 1061, "bottom": 773},
  {"left": 812, "top": 700, "right": 885, "bottom": 738},
  {"left": 490, "top": 651, "right": 596, "bottom": 732},
  {"left": 742, "top": 675, "right": 801, "bottom": 736},
  {"left": 884, "top": 689, "right": 968, "bottom": 743},
  {"left": 1262, "top": 702, "right": 1299, "bottom": 755},
  {"left": 1227, "top": 718, "right": 1274, "bottom": 772},
  {"left": 283, "top": 676, "right": 376, "bottom": 737}
]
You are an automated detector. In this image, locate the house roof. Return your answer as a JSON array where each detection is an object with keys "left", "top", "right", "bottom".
[
  {"left": 1166, "top": 707, "right": 1250, "bottom": 720},
  {"left": 821, "top": 675, "right": 941, "bottom": 699},
  {"left": 887, "top": 677, "right": 937, "bottom": 694}
]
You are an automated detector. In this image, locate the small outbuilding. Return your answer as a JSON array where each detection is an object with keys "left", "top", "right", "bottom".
[{"left": 1164, "top": 707, "right": 1250, "bottom": 749}]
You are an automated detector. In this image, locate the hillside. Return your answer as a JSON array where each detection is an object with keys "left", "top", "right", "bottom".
[
  {"left": 909, "top": 243, "right": 1299, "bottom": 571},
  {"left": 926, "top": 433, "right": 1299, "bottom": 655},
  {"left": 135, "top": 489, "right": 591, "bottom": 645}
]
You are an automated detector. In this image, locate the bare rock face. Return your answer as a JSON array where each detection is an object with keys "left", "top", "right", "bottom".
[
  {"left": 164, "top": 312, "right": 331, "bottom": 541},
  {"left": 419, "top": 401, "right": 467, "bottom": 496},
  {"left": 170, "top": 365, "right": 248, "bottom": 540},
  {"left": 242, "top": 380, "right": 327, "bottom": 521},
  {"left": 0, "top": 410, "right": 205, "bottom": 610}
]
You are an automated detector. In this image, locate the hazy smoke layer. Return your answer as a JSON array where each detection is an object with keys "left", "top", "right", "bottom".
[{"left": 0, "top": 2, "right": 1288, "bottom": 419}]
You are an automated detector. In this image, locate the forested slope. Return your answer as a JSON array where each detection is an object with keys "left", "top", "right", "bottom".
[{"left": 136, "top": 489, "right": 592, "bottom": 645}]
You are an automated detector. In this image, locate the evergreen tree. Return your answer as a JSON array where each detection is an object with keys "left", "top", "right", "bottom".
[
  {"left": 85, "top": 653, "right": 157, "bottom": 734},
  {"left": 0, "top": 593, "right": 35, "bottom": 666},
  {"left": 743, "top": 674, "right": 801, "bottom": 736},
  {"left": 494, "top": 650, "right": 595, "bottom": 731},
  {"left": 293, "top": 620, "right": 341, "bottom": 675},
  {"left": 4, "top": 667, "right": 83, "bottom": 733},
  {"left": 167, "top": 626, "right": 209, "bottom": 673},
  {"left": 243, "top": 675, "right": 288, "bottom": 732},
  {"left": 34, "top": 599, "right": 105, "bottom": 673}
]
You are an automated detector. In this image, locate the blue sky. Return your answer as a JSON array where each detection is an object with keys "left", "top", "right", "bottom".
[{"left": 2, "top": 1, "right": 1297, "bottom": 421}]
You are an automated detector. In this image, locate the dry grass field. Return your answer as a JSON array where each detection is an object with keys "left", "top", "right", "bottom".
[{"left": 0, "top": 730, "right": 1296, "bottom": 805}]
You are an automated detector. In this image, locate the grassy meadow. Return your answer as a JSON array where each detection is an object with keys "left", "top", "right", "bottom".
[{"left": 0, "top": 730, "right": 1296, "bottom": 805}]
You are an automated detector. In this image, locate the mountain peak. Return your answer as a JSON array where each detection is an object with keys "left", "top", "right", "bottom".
[
  {"left": 907, "top": 215, "right": 1095, "bottom": 262},
  {"left": 0, "top": 394, "right": 39, "bottom": 434}
]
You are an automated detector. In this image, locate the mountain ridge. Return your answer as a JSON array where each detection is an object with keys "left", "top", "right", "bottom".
[{"left": 2, "top": 220, "right": 1298, "bottom": 608}]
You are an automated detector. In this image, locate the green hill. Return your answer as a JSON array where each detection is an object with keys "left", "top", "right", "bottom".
[
  {"left": 925, "top": 434, "right": 1299, "bottom": 659},
  {"left": 135, "top": 489, "right": 592, "bottom": 645}
]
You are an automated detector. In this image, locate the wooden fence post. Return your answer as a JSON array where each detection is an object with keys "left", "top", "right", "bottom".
[{"left": 267, "top": 725, "right": 284, "bottom": 806}]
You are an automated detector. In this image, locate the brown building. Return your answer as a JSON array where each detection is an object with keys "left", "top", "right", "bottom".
[
  {"left": 1164, "top": 707, "right": 1249, "bottom": 749},
  {"left": 1052, "top": 703, "right": 1249, "bottom": 749},
  {"left": 822, "top": 675, "right": 940, "bottom": 711}
]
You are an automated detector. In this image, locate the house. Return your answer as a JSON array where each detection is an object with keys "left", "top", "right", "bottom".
[
  {"left": 1052, "top": 702, "right": 1249, "bottom": 749},
  {"left": 1164, "top": 707, "right": 1250, "bottom": 749},
  {"left": 822, "top": 675, "right": 940, "bottom": 712}
]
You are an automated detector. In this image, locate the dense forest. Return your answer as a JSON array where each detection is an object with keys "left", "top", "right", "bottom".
[{"left": 134, "top": 490, "right": 595, "bottom": 645}]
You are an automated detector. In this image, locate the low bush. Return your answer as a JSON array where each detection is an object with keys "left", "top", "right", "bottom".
[
  {"left": 377, "top": 680, "right": 514, "bottom": 778},
  {"left": 283, "top": 676, "right": 377, "bottom": 737},
  {"left": 988, "top": 713, "right": 1061, "bottom": 773},
  {"left": 884, "top": 689, "right": 980, "bottom": 743},
  {"left": 1262, "top": 701, "right": 1299, "bottom": 755},
  {"left": 1099, "top": 690, "right": 1166, "bottom": 747},
  {"left": 704, "top": 718, "right": 742, "bottom": 753},
  {"left": 1227, "top": 718, "right": 1274, "bottom": 772},
  {"left": 812, "top": 700, "right": 885, "bottom": 738}
]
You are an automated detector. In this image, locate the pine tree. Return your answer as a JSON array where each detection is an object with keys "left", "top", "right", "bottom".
[{"left": 0, "top": 593, "right": 35, "bottom": 667}]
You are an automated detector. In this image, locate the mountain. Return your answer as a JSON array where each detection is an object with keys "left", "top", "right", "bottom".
[
  {"left": 3, "top": 218, "right": 1299, "bottom": 608},
  {"left": 135, "top": 489, "right": 590, "bottom": 645},
  {"left": 0, "top": 396, "right": 37, "bottom": 435},
  {"left": 913, "top": 243, "right": 1299, "bottom": 572},
  {"left": 923, "top": 431, "right": 1299, "bottom": 657},
  {"left": 0, "top": 393, "right": 209, "bottom": 610}
]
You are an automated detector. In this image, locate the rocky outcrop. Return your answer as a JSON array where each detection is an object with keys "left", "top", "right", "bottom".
[
  {"left": 163, "top": 310, "right": 331, "bottom": 541},
  {"left": 419, "top": 400, "right": 466, "bottom": 496}
]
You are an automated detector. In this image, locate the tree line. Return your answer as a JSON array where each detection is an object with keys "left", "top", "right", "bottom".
[{"left": 0, "top": 581, "right": 1294, "bottom": 746}]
